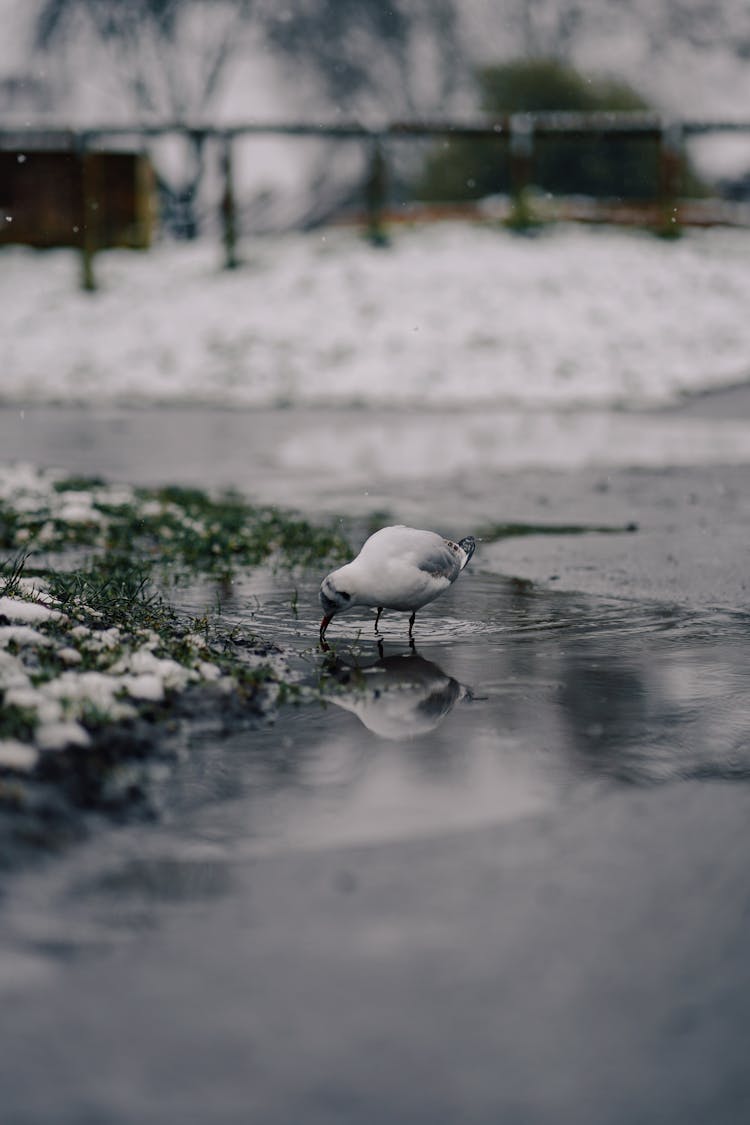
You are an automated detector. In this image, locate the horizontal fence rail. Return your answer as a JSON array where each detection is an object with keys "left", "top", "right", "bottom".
[{"left": 4, "top": 114, "right": 750, "bottom": 145}]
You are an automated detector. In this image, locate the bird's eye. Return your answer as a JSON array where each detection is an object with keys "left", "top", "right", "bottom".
[{"left": 339, "top": 591, "right": 351, "bottom": 601}]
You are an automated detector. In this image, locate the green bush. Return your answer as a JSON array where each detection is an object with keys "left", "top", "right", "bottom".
[{"left": 418, "top": 58, "right": 701, "bottom": 202}]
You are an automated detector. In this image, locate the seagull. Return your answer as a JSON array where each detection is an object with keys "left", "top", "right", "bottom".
[{"left": 319, "top": 525, "right": 475, "bottom": 643}]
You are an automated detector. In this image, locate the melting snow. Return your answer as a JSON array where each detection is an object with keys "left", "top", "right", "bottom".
[
  {"left": 0, "top": 596, "right": 63, "bottom": 625},
  {"left": 2, "top": 223, "right": 750, "bottom": 411},
  {"left": 0, "top": 650, "right": 30, "bottom": 690},
  {"left": 0, "top": 625, "right": 54, "bottom": 648},
  {"left": 0, "top": 740, "right": 39, "bottom": 772},
  {"left": 35, "top": 721, "right": 91, "bottom": 752}
]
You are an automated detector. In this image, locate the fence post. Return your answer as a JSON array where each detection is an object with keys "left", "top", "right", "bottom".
[
  {"left": 220, "top": 132, "right": 239, "bottom": 269},
  {"left": 508, "top": 114, "right": 536, "bottom": 230},
  {"left": 364, "top": 136, "right": 389, "bottom": 246},
  {"left": 78, "top": 134, "right": 98, "bottom": 291},
  {"left": 658, "top": 120, "right": 683, "bottom": 237}
]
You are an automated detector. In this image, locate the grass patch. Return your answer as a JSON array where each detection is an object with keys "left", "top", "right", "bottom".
[
  {"left": 48, "top": 556, "right": 174, "bottom": 634},
  {"left": 0, "top": 703, "right": 37, "bottom": 743},
  {"left": 0, "top": 466, "right": 356, "bottom": 856},
  {"left": 42, "top": 554, "right": 284, "bottom": 694},
  {"left": 0, "top": 552, "right": 29, "bottom": 597},
  {"left": 112, "top": 485, "right": 349, "bottom": 575},
  {"left": 479, "top": 520, "right": 638, "bottom": 543},
  {"left": 2, "top": 472, "right": 351, "bottom": 577},
  {"left": 0, "top": 548, "right": 291, "bottom": 770},
  {"left": 0, "top": 469, "right": 349, "bottom": 753},
  {"left": 52, "top": 475, "right": 108, "bottom": 492}
]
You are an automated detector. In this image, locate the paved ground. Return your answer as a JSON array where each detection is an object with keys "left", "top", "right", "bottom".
[{"left": 485, "top": 462, "right": 750, "bottom": 608}]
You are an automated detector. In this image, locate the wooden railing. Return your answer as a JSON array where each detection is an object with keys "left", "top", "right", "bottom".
[{"left": 2, "top": 115, "right": 749, "bottom": 288}]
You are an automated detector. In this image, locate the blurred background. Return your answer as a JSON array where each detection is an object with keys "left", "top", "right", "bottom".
[
  {"left": 2, "top": 0, "right": 750, "bottom": 507},
  {"left": 3, "top": 0, "right": 750, "bottom": 234}
]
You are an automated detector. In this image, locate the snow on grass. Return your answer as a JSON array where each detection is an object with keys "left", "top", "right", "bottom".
[
  {"left": 0, "top": 648, "right": 30, "bottom": 689},
  {"left": 0, "top": 596, "right": 63, "bottom": 624},
  {"left": 0, "top": 574, "right": 251, "bottom": 764},
  {"left": 0, "top": 624, "right": 54, "bottom": 648},
  {"left": 0, "top": 461, "right": 348, "bottom": 565},
  {"left": 2, "top": 222, "right": 750, "bottom": 411},
  {"left": 0, "top": 463, "right": 343, "bottom": 772},
  {"left": 0, "top": 740, "right": 38, "bottom": 773}
]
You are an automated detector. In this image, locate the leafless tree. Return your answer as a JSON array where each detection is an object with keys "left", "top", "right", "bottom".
[
  {"left": 34, "top": 0, "right": 259, "bottom": 235},
  {"left": 32, "top": 0, "right": 471, "bottom": 232},
  {"left": 262, "top": 0, "right": 466, "bottom": 226},
  {"left": 35, "top": 0, "right": 256, "bottom": 119},
  {"left": 265, "top": 0, "right": 463, "bottom": 119}
]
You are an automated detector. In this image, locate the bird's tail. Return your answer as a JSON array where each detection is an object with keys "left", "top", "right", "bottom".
[{"left": 458, "top": 536, "right": 476, "bottom": 569}]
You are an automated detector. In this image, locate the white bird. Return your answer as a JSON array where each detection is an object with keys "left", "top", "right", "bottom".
[{"left": 319, "top": 525, "right": 475, "bottom": 642}]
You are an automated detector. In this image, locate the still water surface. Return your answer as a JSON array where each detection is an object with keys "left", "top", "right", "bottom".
[{"left": 174, "top": 569, "right": 750, "bottom": 850}]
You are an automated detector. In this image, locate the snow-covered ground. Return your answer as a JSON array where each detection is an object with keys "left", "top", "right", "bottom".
[{"left": 2, "top": 222, "right": 750, "bottom": 413}]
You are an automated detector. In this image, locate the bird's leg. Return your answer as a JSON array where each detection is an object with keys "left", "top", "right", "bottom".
[
  {"left": 374, "top": 607, "right": 383, "bottom": 633},
  {"left": 408, "top": 611, "right": 416, "bottom": 638}
]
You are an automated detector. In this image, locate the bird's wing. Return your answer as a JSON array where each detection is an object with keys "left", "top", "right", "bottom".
[
  {"left": 357, "top": 526, "right": 471, "bottom": 588},
  {"left": 413, "top": 537, "right": 463, "bottom": 582}
]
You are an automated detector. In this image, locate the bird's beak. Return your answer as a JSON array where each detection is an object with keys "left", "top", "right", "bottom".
[{"left": 320, "top": 614, "right": 332, "bottom": 640}]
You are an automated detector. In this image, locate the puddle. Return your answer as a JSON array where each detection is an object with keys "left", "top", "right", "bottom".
[
  {"left": 2, "top": 565, "right": 749, "bottom": 879},
  {"left": 159, "top": 572, "right": 750, "bottom": 860}
]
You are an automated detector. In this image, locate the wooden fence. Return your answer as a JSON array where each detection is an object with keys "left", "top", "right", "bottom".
[{"left": 2, "top": 114, "right": 750, "bottom": 289}]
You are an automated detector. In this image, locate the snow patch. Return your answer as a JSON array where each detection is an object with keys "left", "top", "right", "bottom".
[
  {"left": 0, "top": 740, "right": 39, "bottom": 773},
  {"left": 3, "top": 225, "right": 750, "bottom": 412},
  {"left": 35, "top": 721, "right": 91, "bottom": 752},
  {"left": 0, "top": 625, "right": 53, "bottom": 648},
  {"left": 0, "top": 596, "right": 63, "bottom": 625},
  {"left": 0, "top": 650, "right": 30, "bottom": 690}
]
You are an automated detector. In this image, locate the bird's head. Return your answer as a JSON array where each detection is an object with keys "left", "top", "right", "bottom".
[{"left": 319, "top": 569, "right": 354, "bottom": 638}]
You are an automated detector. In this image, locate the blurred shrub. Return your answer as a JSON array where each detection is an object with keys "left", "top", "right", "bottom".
[{"left": 417, "top": 58, "right": 703, "bottom": 202}]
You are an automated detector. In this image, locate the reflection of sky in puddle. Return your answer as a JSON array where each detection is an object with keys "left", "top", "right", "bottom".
[{"left": 239, "top": 722, "right": 554, "bottom": 856}]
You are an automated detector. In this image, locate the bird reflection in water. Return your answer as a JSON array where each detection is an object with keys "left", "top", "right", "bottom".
[{"left": 320, "top": 647, "right": 472, "bottom": 740}]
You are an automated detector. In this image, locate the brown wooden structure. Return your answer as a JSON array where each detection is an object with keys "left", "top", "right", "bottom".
[
  {"left": 0, "top": 140, "right": 154, "bottom": 288},
  {"left": 0, "top": 148, "right": 152, "bottom": 248}
]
